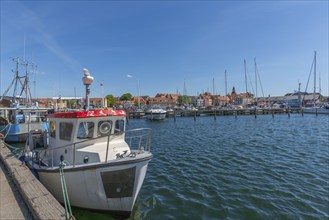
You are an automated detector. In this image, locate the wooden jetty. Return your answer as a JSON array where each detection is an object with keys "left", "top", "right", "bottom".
[
  {"left": 127, "top": 108, "right": 299, "bottom": 119},
  {"left": 0, "top": 140, "right": 66, "bottom": 219},
  {"left": 171, "top": 108, "right": 296, "bottom": 118}
]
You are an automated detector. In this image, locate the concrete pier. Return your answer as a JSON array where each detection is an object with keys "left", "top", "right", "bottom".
[
  {"left": 0, "top": 158, "right": 32, "bottom": 219},
  {"left": 0, "top": 140, "right": 66, "bottom": 219}
]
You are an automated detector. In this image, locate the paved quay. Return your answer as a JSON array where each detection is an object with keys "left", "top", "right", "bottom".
[
  {"left": 0, "top": 158, "right": 32, "bottom": 219},
  {"left": 0, "top": 140, "right": 66, "bottom": 220}
]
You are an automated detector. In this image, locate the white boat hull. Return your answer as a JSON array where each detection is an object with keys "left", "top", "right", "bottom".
[
  {"left": 34, "top": 156, "right": 151, "bottom": 216},
  {"left": 145, "top": 113, "right": 166, "bottom": 120},
  {"left": 303, "top": 107, "right": 329, "bottom": 115}
]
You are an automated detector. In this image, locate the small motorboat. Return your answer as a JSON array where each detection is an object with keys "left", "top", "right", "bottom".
[{"left": 145, "top": 106, "right": 166, "bottom": 120}]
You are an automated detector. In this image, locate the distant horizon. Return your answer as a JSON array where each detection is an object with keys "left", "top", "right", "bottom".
[{"left": 1, "top": 1, "right": 328, "bottom": 98}]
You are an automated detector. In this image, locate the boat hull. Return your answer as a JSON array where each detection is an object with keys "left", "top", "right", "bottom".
[
  {"left": 145, "top": 113, "right": 166, "bottom": 120},
  {"left": 33, "top": 156, "right": 151, "bottom": 215},
  {"left": 303, "top": 107, "right": 329, "bottom": 115},
  {"left": 0, "top": 122, "right": 47, "bottom": 142}
]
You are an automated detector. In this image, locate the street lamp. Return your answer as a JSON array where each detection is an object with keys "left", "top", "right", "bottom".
[{"left": 82, "top": 68, "right": 94, "bottom": 111}]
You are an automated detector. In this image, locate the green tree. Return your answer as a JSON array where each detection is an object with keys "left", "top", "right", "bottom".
[
  {"left": 120, "top": 93, "right": 132, "bottom": 101},
  {"left": 105, "top": 94, "right": 115, "bottom": 107},
  {"left": 178, "top": 95, "right": 191, "bottom": 105},
  {"left": 66, "top": 100, "right": 76, "bottom": 109}
]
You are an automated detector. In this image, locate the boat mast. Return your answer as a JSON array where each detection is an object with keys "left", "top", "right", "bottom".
[
  {"left": 225, "top": 70, "right": 227, "bottom": 96},
  {"left": 244, "top": 59, "right": 248, "bottom": 94},
  {"left": 137, "top": 79, "right": 140, "bottom": 109},
  {"left": 82, "top": 68, "right": 94, "bottom": 111},
  {"left": 313, "top": 51, "right": 316, "bottom": 106},
  {"left": 254, "top": 58, "right": 258, "bottom": 106}
]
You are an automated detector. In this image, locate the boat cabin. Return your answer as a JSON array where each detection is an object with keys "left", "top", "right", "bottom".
[{"left": 29, "top": 109, "right": 131, "bottom": 167}]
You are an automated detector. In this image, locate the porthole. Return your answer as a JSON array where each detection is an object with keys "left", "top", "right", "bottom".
[{"left": 99, "top": 121, "right": 112, "bottom": 135}]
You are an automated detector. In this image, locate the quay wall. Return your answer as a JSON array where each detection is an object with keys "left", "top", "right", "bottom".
[{"left": 0, "top": 140, "right": 66, "bottom": 219}]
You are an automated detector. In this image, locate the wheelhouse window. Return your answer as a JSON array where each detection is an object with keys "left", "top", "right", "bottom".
[
  {"left": 77, "top": 122, "right": 94, "bottom": 139},
  {"left": 49, "top": 121, "right": 56, "bottom": 138},
  {"left": 59, "top": 122, "right": 73, "bottom": 141},
  {"left": 114, "top": 119, "right": 125, "bottom": 134},
  {"left": 98, "top": 120, "right": 112, "bottom": 137}
]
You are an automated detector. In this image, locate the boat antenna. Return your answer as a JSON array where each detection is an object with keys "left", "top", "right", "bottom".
[{"left": 82, "top": 68, "right": 94, "bottom": 111}]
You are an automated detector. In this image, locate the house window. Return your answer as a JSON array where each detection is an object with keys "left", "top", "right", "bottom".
[
  {"left": 59, "top": 122, "right": 73, "bottom": 141},
  {"left": 77, "top": 122, "right": 94, "bottom": 139}
]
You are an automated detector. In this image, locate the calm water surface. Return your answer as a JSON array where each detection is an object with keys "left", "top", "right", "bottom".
[{"left": 69, "top": 114, "right": 328, "bottom": 219}]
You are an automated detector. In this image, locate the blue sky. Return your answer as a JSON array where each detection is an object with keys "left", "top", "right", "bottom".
[{"left": 1, "top": 1, "right": 328, "bottom": 98}]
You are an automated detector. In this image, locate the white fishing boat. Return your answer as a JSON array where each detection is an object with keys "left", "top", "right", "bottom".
[
  {"left": 23, "top": 69, "right": 153, "bottom": 216},
  {"left": 145, "top": 106, "right": 166, "bottom": 120}
]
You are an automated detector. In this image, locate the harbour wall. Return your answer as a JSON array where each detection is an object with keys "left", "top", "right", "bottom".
[{"left": 0, "top": 140, "right": 66, "bottom": 219}]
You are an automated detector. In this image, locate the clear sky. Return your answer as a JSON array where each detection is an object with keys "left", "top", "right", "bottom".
[{"left": 1, "top": 1, "right": 328, "bottom": 99}]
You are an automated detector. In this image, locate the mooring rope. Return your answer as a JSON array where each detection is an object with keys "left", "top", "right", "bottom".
[{"left": 59, "top": 161, "right": 75, "bottom": 220}]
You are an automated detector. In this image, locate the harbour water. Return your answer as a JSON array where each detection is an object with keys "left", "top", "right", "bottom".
[{"left": 72, "top": 114, "right": 328, "bottom": 219}]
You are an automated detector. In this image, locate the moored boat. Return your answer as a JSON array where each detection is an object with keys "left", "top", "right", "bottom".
[
  {"left": 303, "top": 105, "right": 329, "bottom": 115},
  {"left": 0, "top": 105, "right": 48, "bottom": 142},
  {"left": 145, "top": 106, "right": 166, "bottom": 120},
  {"left": 23, "top": 69, "right": 153, "bottom": 216},
  {"left": 0, "top": 58, "right": 48, "bottom": 142}
]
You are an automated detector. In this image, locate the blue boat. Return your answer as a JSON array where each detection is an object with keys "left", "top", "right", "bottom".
[
  {"left": 0, "top": 105, "right": 48, "bottom": 142},
  {"left": 0, "top": 58, "right": 49, "bottom": 142}
]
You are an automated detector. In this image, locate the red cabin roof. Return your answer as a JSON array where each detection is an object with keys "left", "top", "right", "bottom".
[{"left": 48, "top": 109, "right": 126, "bottom": 118}]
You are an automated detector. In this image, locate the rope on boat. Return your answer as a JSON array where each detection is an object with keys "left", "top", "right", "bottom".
[
  {"left": 0, "top": 124, "right": 11, "bottom": 139},
  {"left": 4, "top": 142, "right": 23, "bottom": 157},
  {"left": 59, "top": 161, "right": 75, "bottom": 220}
]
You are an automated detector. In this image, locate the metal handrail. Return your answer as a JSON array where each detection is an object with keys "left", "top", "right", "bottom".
[{"left": 29, "top": 128, "right": 152, "bottom": 168}]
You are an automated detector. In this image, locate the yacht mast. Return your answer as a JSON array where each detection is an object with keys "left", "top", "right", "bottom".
[
  {"left": 254, "top": 58, "right": 258, "bottom": 105},
  {"left": 225, "top": 70, "right": 227, "bottom": 96},
  {"left": 244, "top": 59, "right": 248, "bottom": 93},
  {"left": 313, "top": 51, "right": 316, "bottom": 106}
]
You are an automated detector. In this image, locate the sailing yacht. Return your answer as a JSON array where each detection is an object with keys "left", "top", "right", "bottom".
[{"left": 302, "top": 51, "right": 329, "bottom": 115}]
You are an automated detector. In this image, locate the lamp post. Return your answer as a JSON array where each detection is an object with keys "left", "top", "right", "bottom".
[{"left": 82, "top": 68, "right": 94, "bottom": 111}]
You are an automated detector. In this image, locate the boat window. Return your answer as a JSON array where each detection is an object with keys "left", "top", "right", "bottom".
[
  {"left": 59, "top": 122, "right": 73, "bottom": 141},
  {"left": 77, "top": 122, "right": 94, "bottom": 139},
  {"left": 114, "top": 120, "right": 124, "bottom": 134},
  {"left": 50, "top": 121, "right": 56, "bottom": 138},
  {"left": 98, "top": 120, "right": 112, "bottom": 137}
]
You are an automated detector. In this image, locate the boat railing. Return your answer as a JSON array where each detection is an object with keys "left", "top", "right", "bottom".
[
  {"left": 28, "top": 128, "right": 152, "bottom": 168},
  {"left": 125, "top": 128, "right": 152, "bottom": 152}
]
